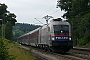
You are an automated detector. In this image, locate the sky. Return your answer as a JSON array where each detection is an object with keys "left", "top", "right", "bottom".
[{"left": 0, "top": 0, "right": 65, "bottom": 25}]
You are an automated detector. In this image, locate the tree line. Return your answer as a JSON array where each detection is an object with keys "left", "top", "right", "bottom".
[
  {"left": 57, "top": 0, "right": 90, "bottom": 46},
  {"left": 13, "top": 23, "right": 41, "bottom": 41}
]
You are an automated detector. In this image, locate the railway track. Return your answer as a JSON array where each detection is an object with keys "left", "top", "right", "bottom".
[
  {"left": 20, "top": 45, "right": 90, "bottom": 60},
  {"left": 73, "top": 47, "right": 90, "bottom": 52},
  {"left": 68, "top": 47, "right": 90, "bottom": 60}
]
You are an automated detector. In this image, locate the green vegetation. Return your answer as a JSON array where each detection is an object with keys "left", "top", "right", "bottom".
[
  {"left": 0, "top": 3, "right": 17, "bottom": 59},
  {"left": 7, "top": 42, "right": 35, "bottom": 60},
  {"left": 57, "top": 0, "right": 90, "bottom": 46},
  {"left": 0, "top": 37, "right": 36, "bottom": 60},
  {"left": 0, "top": 3, "right": 37, "bottom": 60},
  {"left": 13, "top": 23, "right": 41, "bottom": 40},
  {"left": 0, "top": 38, "right": 14, "bottom": 60},
  {"left": 0, "top": 3, "right": 17, "bottom": 40}
]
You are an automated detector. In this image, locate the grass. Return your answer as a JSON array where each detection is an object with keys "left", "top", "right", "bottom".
[
  {"left": 4, "top": 40, "right": 36, "bottom": 60},
  {"left": 8, "top": 43, "right": 36, "bottom": 60}
]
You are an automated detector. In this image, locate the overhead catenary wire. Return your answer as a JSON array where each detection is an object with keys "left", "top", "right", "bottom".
[
  {"left": 36, "top": 7, "right": 61, "bottom": 19},
  {"left": 34, "top": 6, "right": 55, "bottom": 25},
  {"left": 34, "top": 5, "right": 61, "bottom": 25},
  {"left": 36, "top": 6, "right": 55, "bottom": 18},
  {"left": 34, "top": 18, "right": 44, "bottom": 24},
  {"left": 50, "top": 9, "right": 60, "bottom": 15}
]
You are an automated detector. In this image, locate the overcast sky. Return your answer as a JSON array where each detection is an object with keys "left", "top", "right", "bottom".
[{"left": 1, "top": 0, "right": 65, "bottom": 25}]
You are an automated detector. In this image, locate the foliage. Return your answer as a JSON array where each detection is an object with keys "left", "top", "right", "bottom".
[
  {"left": 5, "top": 22, "right": 13, "bottom": 40},
  {"left": 57, "top": 0, "right": 90, "bottom": 46},
  {"left": 0, "top": 3, "right": 17, "bottom": 40},
  {"left": 78, "top": 38, "right": 87, "bottom": 46},
  {"left": 0, "top": 38, "right": 14, "bottom": 60},
  {"left": 0, "top": 3, "right": 17, "bottom": 25},
  {"left": 13, "top": 23, "right": 41, "bottom": 40},
  {"left": 86, "top": 42, "right": 90, "bottom": 47}
]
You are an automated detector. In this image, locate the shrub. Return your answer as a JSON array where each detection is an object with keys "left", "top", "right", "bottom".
[
  {"left": 0, "top": 38, "right": 14, "bottom": 60},
  {"left": 78, "top": 38, "right": 86, "bottom": 46},
  {"left": 85, "top": 42, "right": 90, "bottom": 47}
]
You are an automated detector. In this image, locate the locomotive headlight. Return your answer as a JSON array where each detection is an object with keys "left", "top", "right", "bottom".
[
  {"left": 61, "top": 30, "right": 63, "bottom": 33},
  {"left": 69, "top": 37, "right": 71, "bottom": 40},
  {"left": 52, "top": 37, "right": 55, "bottom": 41}
]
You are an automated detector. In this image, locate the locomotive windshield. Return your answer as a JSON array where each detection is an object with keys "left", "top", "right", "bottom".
[{"left": 53, "top": 25, "right": 69, "bottom": 34}]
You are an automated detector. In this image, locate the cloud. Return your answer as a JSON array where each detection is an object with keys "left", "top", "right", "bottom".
[{"left": 0, "top": 0, "right": 64, "bottom": 25}]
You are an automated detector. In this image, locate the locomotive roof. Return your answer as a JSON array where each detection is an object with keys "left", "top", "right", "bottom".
[{"left": 50, "top": 18, "right": 62, "bottom": 22}]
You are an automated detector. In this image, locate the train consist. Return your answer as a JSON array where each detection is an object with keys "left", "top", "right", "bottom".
[{"left": 17, "top": 18, "right": 73, "bottom": 53}]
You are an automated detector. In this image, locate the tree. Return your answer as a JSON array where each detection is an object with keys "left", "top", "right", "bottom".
[
  {"left": 57, "top": 0, "right": 72, "bottom": 19},
  {"left": 7, "top": 13, "right": 17, "bottom": 26},
  {"left": 0, "top": 3, "right": 17, "bottom": 40},
  {"left": 5, "top": 22, "right": 13, "bottom": 40},
  {"left": 57, "top": 0, "right": 90, "bottom": 46},
  {"left": 57, "top": 0, "right": 90, "bottom": 19}
]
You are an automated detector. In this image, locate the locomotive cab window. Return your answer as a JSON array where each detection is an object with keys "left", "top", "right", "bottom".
[{"left": 53, "top": 25, "right": 69, "bottom": 34}]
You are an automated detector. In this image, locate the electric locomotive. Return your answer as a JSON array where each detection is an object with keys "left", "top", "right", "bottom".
[{"left": 38, "top": 18, "right": 73, "bottom": 52}]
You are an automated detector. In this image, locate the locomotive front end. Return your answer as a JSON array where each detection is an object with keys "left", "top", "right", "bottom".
[{"left": 50, "top": 19, "right": 73, "bottom": 52}]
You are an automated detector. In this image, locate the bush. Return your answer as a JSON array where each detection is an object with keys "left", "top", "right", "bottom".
[
  {"left": 78, "top": 38, "right": 86, "bottom": 46},
  {"left": 0, "top": 38, "right": 14, "bottom": 60},
  {"left": 85, "top": 42, "right": 90, "bottom": 47}
]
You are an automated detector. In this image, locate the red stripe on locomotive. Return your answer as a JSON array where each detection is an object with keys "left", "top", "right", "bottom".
[{"left": 54, "top": 34, "right": 69, "bottom": 36}]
